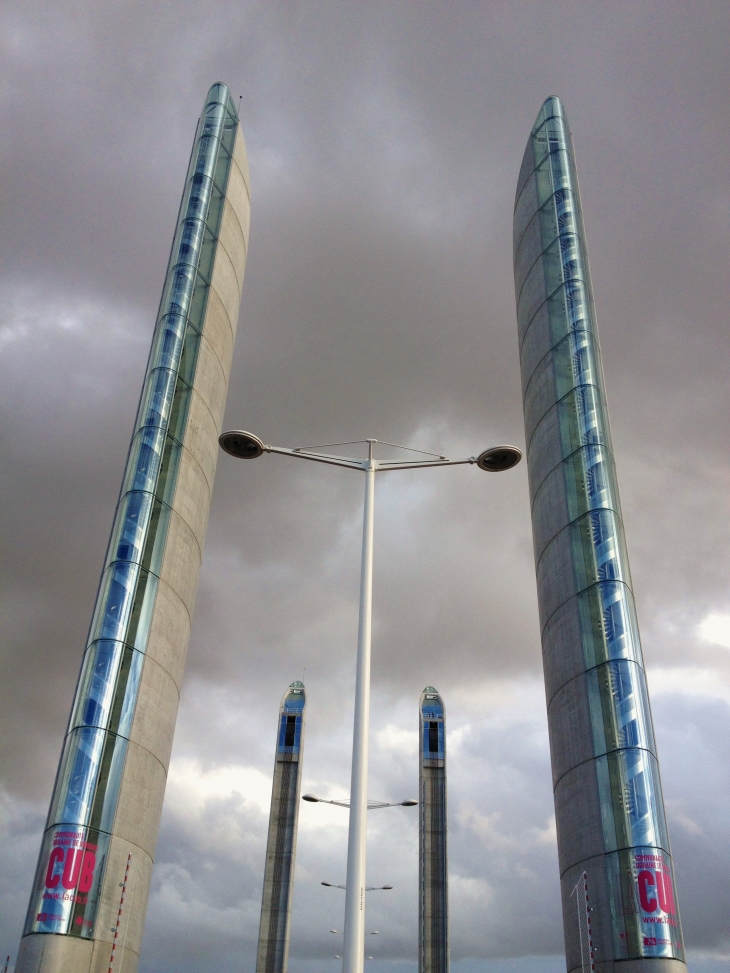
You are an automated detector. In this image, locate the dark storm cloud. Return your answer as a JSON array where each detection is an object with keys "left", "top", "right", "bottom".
[{"left": 1, "top": 1, "right": 729, "bottom": 969}]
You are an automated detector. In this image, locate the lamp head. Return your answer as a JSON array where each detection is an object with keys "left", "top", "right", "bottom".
[
  {"left": 476, "top": 445, "right": 522, "bottom": 472},
  {"left": 400, "top": 799, "right": 418, "bottom": 806},
  {"left": 302, "top": 794, "right": 320, "bottom": 802},
  {"left": 219, "top": 430, "right": 265, "bottom": 459}
]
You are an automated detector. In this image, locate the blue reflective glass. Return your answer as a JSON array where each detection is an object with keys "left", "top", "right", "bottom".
[
  {"left": 610, "top": 663, "right": 651, "bottom": 749},
  {"left": 162, "top": 262, "right": 197, "bottom": 318},
  {"left": 89, "top": 561, "right": 141, "bottom": 644},
  {"left": 24, "top": 826, "right": 112, "bottom": 939},
  {"left": 589, "top": 510, "right": 622, "bottom": 580},
  {"left": 517, "top": 97, "right": 683, "bottom": 967},
  {"left": 563, "top": 279, "right": 589, "bottom": 330},
  {"left": 172, "top": 217, "right": 206, "bottom": 270},
  {"left": 194, "top": 136, "right": 220, "bottom": 178},
  {"left": 49, "top": 727, "right": 106, "bottom": 827},
  {"left": 27, "top": 82, "right": 239, "bottom": 945},
  {"left": 122, "top": 426, "right": 166, "bottom": 495},
  {"left": 569, "top": 331, "right": 594, "bottom": 388},
  {"left": 278, "top": 714, "right": 302, "bottom": 753},
  {"left": 554, "top": 581, "right": 645, "bottom": 671},
  {"left": 422, "top": 721, "right": 444, "bottom": 760},
  {"left": 91, "top": 733, "right": 129, "bottom": 833},
  {"left": 70, "top": 640, "right": 124, "bottom": 731},
  {"left": 421, "top": 692, "right": 445, "bottom": 763},
  {"left": 204, "top": 100, "right": 226, "bottom": 126},
  {"left": 523, "top": 332, "right": 600, "bottom": 440},
  {"left": 139, "top": 367, "right": 178, "bottom": 429},
  {"left": 597, "top": 749, "right": 669, "bottom": 853},
  {"left": 598, "top": 583, "right": 642, "bottom": 662},
  {"left": 539, "top": 149, "right": 571, "bottom": 203},
  {"left": 587, "top": 660, "right": 656, "bottom": 757},
  {"left": 109, "top": 491, "right": 154, "bottom": 566},
  {"left": 537, "top": 509, "right": 631, "bottom": 622},
  {"left": 583, "top": 445, "right": 610, "bottom": 507},
  {"left": 605, "top": 847, "right": 684, "bottom": 961},
  {"left": 149, "top": 313, "right": 187, "bottom": 371},
  {"left": 532, "top": 444, "right": 619, "bottom": 559},
  {"left": 115, "top": 648, "right": 144, "bottom": 737},
  {"left": 570, "top": 384, "right": 602, "bottom": 449},
  {"left": 69, "top": 640, "right": 145, "bottom": 740},
  {"left": 183, "top": 173, "right": 211, "bottom": 220}
]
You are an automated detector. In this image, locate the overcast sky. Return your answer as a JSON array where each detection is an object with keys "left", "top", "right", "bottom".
[{"left": 1, "top": 2, "right": 729, "bottom": 972}]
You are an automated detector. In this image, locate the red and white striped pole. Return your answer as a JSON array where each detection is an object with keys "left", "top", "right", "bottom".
[{"left": 108, "top": 854, "right": 132, "bottom": 973}]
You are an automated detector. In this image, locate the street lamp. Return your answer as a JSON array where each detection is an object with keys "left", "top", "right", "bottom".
[
  {"left": 322, "top": 883, "right": 393, "bottom": 891},
  {"left": 220, "top": 432, "right": 521, "bottom": 973},
  {"left": 303, "top": 794, "right": 418, "bottom": 809}
]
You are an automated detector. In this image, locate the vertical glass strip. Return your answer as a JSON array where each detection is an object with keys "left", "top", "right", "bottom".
[
  {"left": 256, "top": 683, "right": 307, "bottom": 973},
  {"left": 419, "top": 687, "right": 448, "bottom": 973},
  {"left": 25, "top": 83, "right": 240, "bottom": 939},
  {"left": 515, "top": 97, "right": 684, "bottom": 964}
]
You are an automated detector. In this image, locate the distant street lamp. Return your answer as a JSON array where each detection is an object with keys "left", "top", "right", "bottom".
[
  {"left": 220, "top": 432, "right": 521, "bottom": 973},
  {"left": 322, "top": 882, "right": 392, "bottom": 891},
  {"left": 303, "top": 794, "right": 417, "bottom": 809}
]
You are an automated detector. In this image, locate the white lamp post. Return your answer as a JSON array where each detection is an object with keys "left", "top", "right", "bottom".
[{"left": 219, "top": 432, "right": 521, "bottom": 973}]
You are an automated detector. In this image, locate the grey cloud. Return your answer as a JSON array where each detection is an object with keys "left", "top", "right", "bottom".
[
  {"left": 138, "top": 685, "right": 562, "bottom": 967},
  {"left": 1, "top": 0, "right": 729, "bottom": 969}
]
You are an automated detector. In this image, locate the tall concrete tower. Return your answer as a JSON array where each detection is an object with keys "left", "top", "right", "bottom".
[
  {"left": 18, "top": 82, "right": 250, "bottom": 973},
  {"left": 419, "top": 688, "right": 448, "bottom": 973},
  {"left": 256, "top": 682, "right": 307, "bottom": 973},
  {"left": 513, "top": 96, "right": 684, "bottom": 972}
]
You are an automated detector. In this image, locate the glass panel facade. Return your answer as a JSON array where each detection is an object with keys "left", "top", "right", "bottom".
[
  {"left": 421, "top": 692, "right": 445, "bottom": 767},
  {"left": 514, "top": 97, "right": 683, "bottom": 964},
  {"left": 277, "top": 684, "right": 305, "bottom": 756},
  {"left": 25, "top": 83, "right": 240, "bottom": 940},
  {"left": 257, "top": 683, "right": 307, "bottom": 973},
  {"left": 605, "top": 848, "right": 683, "bottom": 959},
  {"left": 26, "top": 827, "right": 111, "bottom": 938},
  {"left": 419, "top": 688, "right": 448, "bottom": 973}
]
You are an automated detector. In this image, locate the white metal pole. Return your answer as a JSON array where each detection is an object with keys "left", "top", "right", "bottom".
[{"left": 342, "top": 441, "right": 376, "bottom": 973}]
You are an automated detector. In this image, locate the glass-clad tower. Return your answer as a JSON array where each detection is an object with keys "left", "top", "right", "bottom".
[
  {"left": 18, "top": 83, "right": 251, "bottom": 973},
  {"left": 419, "top": 688, "right": 448, "bottom": 973},
  {"left": 513, "top": 97, "right": 685, "bottom": 972},
  {"left": 256, "top": 682, "right": 307, "bottom": 973}
]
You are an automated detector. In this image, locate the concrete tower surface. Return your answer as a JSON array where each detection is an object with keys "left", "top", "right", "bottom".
[
  {"left": 513, "top": 96, "right": 685, "bottom": 973},
  {"left": 419, "top": 687, "right": 448, "bottom": 973},
  {"left": 18, "top": 82, "right": 250, "bottom": 973},
  {"left": 256, "top": 682, "right": 307, "bottom": 973}
]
